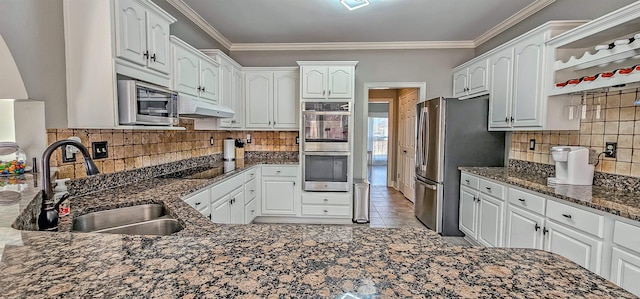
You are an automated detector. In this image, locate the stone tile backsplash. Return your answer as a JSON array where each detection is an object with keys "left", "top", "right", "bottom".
[
  {"left": 510, "top": 88, "right": 640, "bottom": 177},
  {"left": 47, "top": 119, "right": 299, "bottom": 179}
]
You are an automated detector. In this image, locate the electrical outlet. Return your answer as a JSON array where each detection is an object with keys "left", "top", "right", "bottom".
[
  {"left": 61, "top": 146, "right": 76, "bottom": 163},
  {"left": 92, "top": 141, "right": 108, "bottom": 159},
  {"left": 296, "top": 136, "right": 299, "bottom": 145},
  {"left": 605, "top": 142, "right": 617, "bottom": 158},
  {"left": 529, "top": 139, "right": 536, "bottom": 151},
  {"left": 210, "top": 137, "right": 214, "bottom": 146}
]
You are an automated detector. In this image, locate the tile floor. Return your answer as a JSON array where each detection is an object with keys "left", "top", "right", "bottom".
[{"left": 368, "top": 185, "right": 426, "bottom": 228}]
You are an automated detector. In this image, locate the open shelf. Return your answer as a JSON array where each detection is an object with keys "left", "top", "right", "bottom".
[
  {"left": 550, "top": 71, "right": 640, "bottom": 96},
  {"left": 555, "top": 37, "right": 640, "bottom": 71}
]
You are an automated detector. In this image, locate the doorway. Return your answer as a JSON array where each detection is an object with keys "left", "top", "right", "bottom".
[{"left": 367, "top": 103, "right": 389, "bottom": 186}]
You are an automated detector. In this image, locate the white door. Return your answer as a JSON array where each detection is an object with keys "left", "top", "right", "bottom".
[
  {"left": 398, "top": 90, "right": 417, "bottom": 201},
  {"left": 301, "top": 66, "right": 327, "bottom": 98},
  {"left": 245, "top": 71, "right": 272, "bottom": 129},
  {"left": 172, "top": 44, "right": 200, "bottom": 97},
  {"left": 229, "top": 189, "right": 245, "bottom": 224},
  {"left": 512, "top": 35, "right": 544, "bottom": 128},
  {"left": 505, "top": 205, "right": 544, "bottom": 249},
  {"left": 327, "top": 66, "right": 353, "bottom": 98},
  {"left": 611, "top": 247, "right": 640, "bottom": 296},
  {"left": 146, "top": 11, "right": 171, "bottom": 74},
  {"left": 199, "top": 59, "right": 219, "bottom": 103},
  {"left": 219, "top": 63, "right": 234, "bottom": 128},
  {"left": 477, "top": 194, "right": 504, "bottom": 247},
  {"left": 261, "top": 178, "right": 295, "bottom": 215},
  {"left": 273, "top": 71, "right": 299, "bottom": 129},
  {"left": 467, "top": 59, "right": 489, "bottom": 96},
  {"left": 231, "top": 67, "right": 244, "bottom": 128},
  {"left": 452, "top": 69, "right": 468, "bottom": 98},
  {"left": 459, "top": 187, "right": 478, "bottom": 239},
  {"left": 211, "top": 195, "right": 231, "bottom": 224},
  {"left": 115, "top": 0, "right": 147, "bottom": 66},
  {"left": 544, "top": 221, "right": 603, "bottom": 275},
  {"left": 488, "top": 47, "right": 514, "bottom": 129}
]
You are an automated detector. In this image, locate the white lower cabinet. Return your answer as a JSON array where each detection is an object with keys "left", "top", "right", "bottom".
[
  {"left": 505, "top": 205, "right": 544, "bottom": 249},
  {"left": 261, "top": 166, "right": 298, "bottom": 216},
  {"left": 245, "top": 199, "right": 258, "bottom": 224},
  {"left": 182, "top": 188, "right": 211, "bottom": 219},
  {"left": 610, "top": 247, "right": 640, "bottom": 296},
  {"left": 211, "top": 194, "right": 231, "bottom": 224},
  {"left": 477, "top": 194, "right": 504, "bottom": 247},
  {"left": 544, "top": 220, "right": 603, "bottom": 274},
  {"left": 459, "top": 186, "right": 479, "bottom": 239}
]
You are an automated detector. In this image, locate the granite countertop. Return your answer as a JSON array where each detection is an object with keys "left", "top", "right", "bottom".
[
  {"left": 0, "top": 161, "right": 635, "bottom": 297},
  {"left": 459, "top": 167, "right": 640, "bottom": 222}
]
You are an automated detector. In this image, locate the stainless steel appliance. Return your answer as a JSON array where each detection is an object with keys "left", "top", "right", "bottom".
[
  {"left": 352, "top": 179, "right": 370, "bottom": 223},
  {"left": 415, "top": 96, "right": 505, "bottom": 236},
  {"left": 117, "top": 80, "right": 178, "bottom": 126},
  {"left": 302, "top": 102, "right": 351, "bottom": 152},
  {"left": 303, "top": 152, "right": 349, "bottom": 192}
]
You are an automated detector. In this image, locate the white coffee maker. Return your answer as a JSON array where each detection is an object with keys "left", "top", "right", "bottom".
[{"left": 547, "top": 146, "right": 595, "bottom": 186}]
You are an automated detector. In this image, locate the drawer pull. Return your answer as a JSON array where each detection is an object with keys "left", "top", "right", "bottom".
[
  {"left": 323, "top": 198, "right": 328, "bottom": 201},
  {"left": 485, "top": 187, "right": 491, "bottom": 192},
  {"left": 543, "top": 227, "right": 549, "bottom": 235},
  {"left": 251, "top": 189, "right": 255, "bottom": 193},
  {"left": 251, "top": 209, "right": 255, "bottom": 213},
  {"left": 465, "top": 179, "right": 470, "bottom": 184},
  {"left": 535, "top": 223, "right": 540, "bottom": 231},
  {"left": 562, "top": 213, "right": 572, "bottom": 219},
  {"left": 276, "top": 170, "right": 281, "bottom": 173},
  {"left": 323, "top": 210, "right": 328, "bottom": 213},
  {"left": 518, "top": 198, "right": 525, "bottom": 202},
  {"left": 195, "top": 202, "right": 201, "bottom": 206},
  {"left": 472, "top": 196, "right": 477, "bottom": 202}
]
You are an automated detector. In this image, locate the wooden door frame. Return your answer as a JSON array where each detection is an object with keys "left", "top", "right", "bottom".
[{"left": 362, "top": 82, "right": 427, "bottom": 187}]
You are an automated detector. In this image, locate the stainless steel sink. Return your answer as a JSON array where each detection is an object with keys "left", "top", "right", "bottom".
[{"left": 72, "top": 204, "right": 183, "bottom": 236}]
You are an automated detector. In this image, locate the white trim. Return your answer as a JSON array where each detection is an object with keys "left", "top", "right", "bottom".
[
  {"left": 231, "top": 41, "right": 475, "bottom": 51},
  {"left": 165, "top": 0, "right": 232, "bottom": 50},
  {"left": 361, "top": 82, "right": 427, "bottom": 181},
  {"left": 474, "top": 0, "right": 556, "bottom": 46}
]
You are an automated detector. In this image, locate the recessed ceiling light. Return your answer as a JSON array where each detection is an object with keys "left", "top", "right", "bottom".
[{"left": 341, "top": 0, "right": 370, "bottom": 11}]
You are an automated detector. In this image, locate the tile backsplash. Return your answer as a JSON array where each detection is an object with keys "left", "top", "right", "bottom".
[
  {"left": 47, "top": 119, "right": 298, "bottom": 179},
  {"left": 510, "top": 88, "right": 640, "bottom": 177}
]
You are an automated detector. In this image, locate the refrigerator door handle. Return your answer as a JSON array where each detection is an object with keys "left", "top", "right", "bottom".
[
  {"left": 422, "top": 107, "right": 429, "bottom": 171},
  {"left": 416, "top": 106, "right": 424, "bottom": 168}
]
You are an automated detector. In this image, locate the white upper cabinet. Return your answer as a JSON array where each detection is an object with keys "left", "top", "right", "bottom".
[
  {"left": 298, "top": 62, "right": 358, "bottom": 100},
  {"left": 452, "top": 58, "right": 489, "bottom": 99},
  {"left": 244, "top": 68, "right": 298, "bottom": 130},
  {"left": 488, "top": 47, "right": 513, "bottom": 129},
  {"left": 204, "top": 49, "right": 244, "bottom": 129},
  {"left": 170, "top": 36, "right": 220, "bottom": 103},
  {"left": 511, "top": 34, "right": 544, "bottom": 128},
  {"left": 114, "top": 0, "right": 175, "bottom": 76}
]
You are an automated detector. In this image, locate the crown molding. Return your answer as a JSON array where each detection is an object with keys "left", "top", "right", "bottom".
[
  {"left": 230, "top": 41, "right": 475, "bottom": 51},
  {"left": 474, "top": 0, "right": 556, "bottom": 46},
  {"left": 165, "top": 0, "right": 232, "bottom": 50}
]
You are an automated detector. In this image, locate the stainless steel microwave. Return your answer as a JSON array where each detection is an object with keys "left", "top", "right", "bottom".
[{"left": 117, "top": 80, "right": 179, "bottom": 126}]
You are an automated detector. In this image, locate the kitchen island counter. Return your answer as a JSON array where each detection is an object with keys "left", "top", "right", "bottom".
[{"left": 0, "top": 163, "right": 634, "bottom": 298}]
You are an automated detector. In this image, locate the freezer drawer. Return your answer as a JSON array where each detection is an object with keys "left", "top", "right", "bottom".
[{"left": 414, "top": 178, "right": 442, "bottom": 232}]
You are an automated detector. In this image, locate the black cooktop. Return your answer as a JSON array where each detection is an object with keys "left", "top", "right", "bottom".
[{"left": 158, "top": 162, "right": 235, "bottom": 180}]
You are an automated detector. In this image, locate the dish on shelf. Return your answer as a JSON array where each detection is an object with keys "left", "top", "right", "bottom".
[
  {"left": 554, "top": 32, "right": 640, "bottom": 71},
  {"left": 554, "top": 64, "right": 640, "bottom": 90}
]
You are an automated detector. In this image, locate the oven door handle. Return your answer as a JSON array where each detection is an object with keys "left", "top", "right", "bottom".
[
  {"left": 303, "top": 152, "right": 351, "bottom": 156},
  {"left": 302, "top": 111, "right": 351, "bottom": 116}
]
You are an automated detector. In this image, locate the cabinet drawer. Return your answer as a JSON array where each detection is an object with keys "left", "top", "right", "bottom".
[
  {"left": 302, "top": 205, "right": 351, "bottom": 217},
  {"left": 184, "top": 189, "right": 210, "bottom": 209},
  {"left": 479, "top": 179, "right": 505, "bottom": 199},
  {"left": 210, "top": 173, "right": 244, "bottom": 197},
  {"left": 613, "top": 221, "right": 640, "bottom": 254},
  {"left": 302, "top": 193, "right": 351, "bottom": 205},
  {"left": 508, "top": 188, "right": 545, "bottom": 215},
  {"left": 262, "top": 166, "right": 297, "bottom": 177},
  {"left": 461, "top": 173, "right": 479, "bottom": 189},
  {"left": 546, "top": 200, "right": 604, "bottom": 238},
  {"left": 245, "top": 179, "right": 258, "bottom": 201},
  {"left": 244, "top": 168, "right": 257, "bottom": 182},
  {"left": 245, "top": 198, "right": 258, "bottom": 224}
]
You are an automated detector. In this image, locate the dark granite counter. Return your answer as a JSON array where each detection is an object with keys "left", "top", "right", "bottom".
[
  {"left": 459, "top": 167, "right": 640, "bottom": 222},
  {"left": 0, "top": 161, "right": 635, "bottom": 298}
]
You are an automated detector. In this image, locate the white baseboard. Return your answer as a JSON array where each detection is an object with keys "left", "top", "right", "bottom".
[{"left": 254, "top": 216, "right": 354, "bottom": 225}]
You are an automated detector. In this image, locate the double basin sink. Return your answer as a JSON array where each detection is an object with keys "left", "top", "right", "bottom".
[{"left": 72, "top": 204, "right": 183, "bottom": 236}]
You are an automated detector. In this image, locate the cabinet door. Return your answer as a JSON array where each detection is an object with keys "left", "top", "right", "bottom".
[
  {"left": 244, "top": 199, "right": 258, "bottom": 224},
  {"left": 467, "top": 59, "right": 489, "bottom": 96},
  {"left": 231, "top": 67, "right": 244, "bottom": 128},
  {"left": 172, "top": 44, "right": 200, "bottom": 97},
  {"left": 199, "top": 59, "right": 219, "bottom": 103},
  {"left": 115, "top": 0, "right": 148, "bottom": 66},
  {"left": 488, "top": 47, "right": 513, "bottom": 129},
  {"left": 229, "top": 189, "right": 245, "bottom": 224},
  {"left": 301, "top": 66, "right": 327, "bottom": 98},
  {"left": 505, "top": 205, "right": 544, "bottom": 249},
  {"left": 459, "top": 186, "right": 478, "bottom": 239},
  {"left": 245, "top": 72, "right": 273, "bottom": 129},
  {"left": 544, "top": 221, "right": 603, "bottom": 275},
  {"left": 273, "top": 71, "right": 299, "bottom": 129},
  {"left": 146, "top": 11, "right": 171, "bottom": 74},
  {"left": 611, "top": 247, "right": 640, "bottom": 297},
  {"left": 512, "top": 35, "right": 544, "bottom": 128},
  {"left": 219, "top": 63, "right": 234, "bottom": 128},
  {"left": 211, "top": 195, "right": 231, "bottom": 224},
  {"left": 477, "top": 194, "right": 504, "bottom": 247},
  {"left": 262, "top": 177, "right": 296, "bottom": 215},
  {"left": 327, "top": 66, "right": 353, "bottom": 99},
  {"left": 452, "top": 69, "right": 468, "bottom": 98}
]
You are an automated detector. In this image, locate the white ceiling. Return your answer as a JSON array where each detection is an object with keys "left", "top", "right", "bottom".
[{"left": 179, "top": 0, "right": 540, "bottom": 46}]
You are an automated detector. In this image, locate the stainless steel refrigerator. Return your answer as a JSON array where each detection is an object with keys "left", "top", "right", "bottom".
[{"left": 414, "top": 96, "right": 505, "bottom": 236}]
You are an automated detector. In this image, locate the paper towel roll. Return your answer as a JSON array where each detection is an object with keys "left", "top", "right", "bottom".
[{"left": 224, "top": 139, "right": 235, "bottom": 161}]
